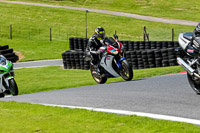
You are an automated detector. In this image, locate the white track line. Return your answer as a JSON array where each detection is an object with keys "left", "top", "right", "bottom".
[{"left": 39, "top": 103, "right": 200, "bottom": 125}]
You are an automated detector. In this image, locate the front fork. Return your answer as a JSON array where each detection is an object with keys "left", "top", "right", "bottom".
[
  {"left": 3, "top": 72, "right": 14, "bottom": 90},
  {"left": 114, "top": 54, "right": 126, "bottom": 70},
  {"left": 186, "top": 57, "right": 200, "bottom": 82}
]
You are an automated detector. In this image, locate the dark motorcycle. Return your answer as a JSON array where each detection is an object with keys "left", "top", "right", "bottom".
[{"left": 177, "top": 32, "right": 200, "bottom": 94}]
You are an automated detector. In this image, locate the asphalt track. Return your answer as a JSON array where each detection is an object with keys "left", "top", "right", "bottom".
[
  {"left": 13, "top": 59, "right": 63, "bottom": 69},
  {"left": 1, "top": 65, "right": 200, "bottom": 125}
]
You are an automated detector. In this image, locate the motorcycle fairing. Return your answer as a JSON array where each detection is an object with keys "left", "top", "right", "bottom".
[
  {"left": 178, "top": 32, "right": 192, "bottom": 50},
  {"left": 117, "top": 57, "right": 126, "bottom": 69},
  {"left": 0, "top": 74, "right": 7, "bottom": 93},
  {"left": 0, "top": 60, "right": 14, "bottom": 93},
  {"left": 183, "top": 32, "right": 193, "bottom": 41},
  {"left": 100, "top": 55, "right": 120, "bottom": 77}
]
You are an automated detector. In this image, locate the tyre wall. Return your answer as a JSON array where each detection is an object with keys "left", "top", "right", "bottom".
[
  {"left": 0, "top": 45, "right": 19, "bottom": 63},
  {"left": 62, "top": 37, "right": 180, "bottom": 70}
]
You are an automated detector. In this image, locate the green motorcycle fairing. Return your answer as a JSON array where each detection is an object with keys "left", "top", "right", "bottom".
[
  {"left": 0, "top": 61, "right": 14, "bottom": 80},
  {"left": 0, "top": 62, "right": 13, "bottom": 74}
]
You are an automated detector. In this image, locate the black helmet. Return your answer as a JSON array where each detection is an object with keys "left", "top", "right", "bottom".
[
  {"left": 195, "top": 22, "right": 200, "bottom": 33},
  {"left": 95, "top": 27, "right": 105, "bottom": 40}
]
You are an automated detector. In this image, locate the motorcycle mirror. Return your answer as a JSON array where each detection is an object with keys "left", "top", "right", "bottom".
[{"left": 113, "top": 34, "right": 118, "bottom": 40}]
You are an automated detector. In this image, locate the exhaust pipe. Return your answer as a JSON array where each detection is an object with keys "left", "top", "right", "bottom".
[
  {"left": 177, "top": 57, "right": 195, "bottom": 76},
  {"left": 177, "top": 57, "right": 200, "bottom": 78}
]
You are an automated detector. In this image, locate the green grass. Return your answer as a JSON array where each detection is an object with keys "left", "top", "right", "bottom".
[
  {"left": 5, "top": 0, "right": 200, "bottom": 21},
  {"left": 15, "top": 66, "right": 184, "bottom": 95},
  {"left": 0, "top": 2, "right": 195, "bottom": 61},
  {"left": 0, "top": 101, "right": 200, "bottom": 133}
]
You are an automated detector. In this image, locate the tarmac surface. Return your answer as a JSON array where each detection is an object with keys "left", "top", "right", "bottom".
[{"left": 1, "top": 73, "right": 200, "bottom": 122}]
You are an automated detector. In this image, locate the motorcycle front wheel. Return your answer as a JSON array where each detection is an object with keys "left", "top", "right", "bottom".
[
  {"left": 90, "top": 65, "right": 107, "bottom": 84},
  {"left": 187, "top": 72, "right": 200, "bottom": 94},
  {"left": 119, "top": 60, "right": 133, "bottom": 81},
  {"left": 8, "top": 79, "right": 18, "bottom": 96}
]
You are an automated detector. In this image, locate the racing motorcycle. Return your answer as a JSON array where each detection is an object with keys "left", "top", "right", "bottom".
[
  {"left": 0, "top": 55, "right": 18, "bottom": 97},
  {"left": 177, "top": 32, "right": 200, "bottom": 94},
  {"left": 89, "top": 35, "right": 133, "bottom": 84}
]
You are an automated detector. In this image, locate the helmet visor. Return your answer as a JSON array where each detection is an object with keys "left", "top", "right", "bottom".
[{"left": 97, "top": 31, "right": 105, "bottom": 40}]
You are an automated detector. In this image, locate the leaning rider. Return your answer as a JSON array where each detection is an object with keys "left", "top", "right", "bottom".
[
  {"left": 186, "top": 22, "right": 200, "bottom": 56},
  {"left": 86, "top": 27, "right": 107, "bottom": 74}
]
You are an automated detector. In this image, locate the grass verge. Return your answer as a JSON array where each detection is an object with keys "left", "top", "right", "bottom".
[
  {"left": 0, "top": 2, "right": 195, "bottom": 61},
  {"left": 4, "top": 0, "right": 200, "bottom": 21},
  {"left": 0, "top": 101, "right": 200, "bottom": 132},
  {"left": 15, "top": 66, "right": 184, "bottom": 95}
]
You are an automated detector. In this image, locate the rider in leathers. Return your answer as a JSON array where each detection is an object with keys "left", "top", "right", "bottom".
[
  {"left": 192, "top": 22, "right": 200, "bottom": 40},
  {"left": 185, "top": 22, "right": 200, "bottom": 56},
  {"left": 86, "top": 27, "right": 107, "bottom": 74}
]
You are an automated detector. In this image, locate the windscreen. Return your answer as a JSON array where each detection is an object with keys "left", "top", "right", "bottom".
[
  {"left": 0, "top": 56, "right": 6, "bottom": 65},
  {"left": 105, "top": 37, "right": 117, "bottom": 47}
]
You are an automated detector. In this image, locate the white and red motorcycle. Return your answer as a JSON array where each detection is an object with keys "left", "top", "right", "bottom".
[{"left": 90, "top": 35, "right": 133, "bottom": 84}]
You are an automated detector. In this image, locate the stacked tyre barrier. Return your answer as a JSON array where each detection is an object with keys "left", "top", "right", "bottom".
[
  {"left": 123, "top": 41, "right": 180, "bottom": 69},
  {"left": 0, "top": 45, "right": 19, "bottom": 63},
  {"left": 69, "top": 37, "right": 88, "bottom": 51},
  {"left": 125, "top": 47, "right": 179, "bottom": 69},
  {"left": 62, "top": 50, "right": 90, "bottom": 70},
  {"left": 62, "top": 37, "right": 180, "bottom": 70}
]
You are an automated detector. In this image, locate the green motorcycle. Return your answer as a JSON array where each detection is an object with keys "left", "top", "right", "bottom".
[{"left": 0, "top": 55, "right": 18, "bottom": 98}]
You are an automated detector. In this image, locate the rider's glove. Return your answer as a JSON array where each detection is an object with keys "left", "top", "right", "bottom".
[{"left": 90, "top": 51, "right": 98, "bottom": 55}]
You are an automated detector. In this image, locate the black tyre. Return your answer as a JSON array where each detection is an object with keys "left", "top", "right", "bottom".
[
  {"left": 69, "top": 37, "right": 74, "bottom": 50},
  {"left": 8, "top": 79, "right": 18, "bottom": 96},
  {"left": 73, "top": 38, "right": 79, "bottom": 50},
  {"left": 139, "top": 41, "right": 145, "bottom": 50},
  {"left": 187, "top": 72, "right": 200, "bottom": 94},
  {"left": 125, "top": 51, "right": 131, "bottom": 58},
  {"left": 119, "top": 60, "right": 133, "bottom": 81},
  {"left": 90, "top": 65, "right": 107, "bottom": 84},
  {"left": 145, "top": 41, "right": 151, "bottom": 49},
  {"left": 123, "top": 41, "right": 128, "bottom": 51},
  {"left": 162, "top": 41, "right": 168, "bottom": 48},
  {"left": 156, "top": 41, "right": 162, "bottom": 49},
  {"left": 0, "top": 93, "right": 5, "bottom": 98},
  {"left": 134, "top": 41, "right": 139, "bottom": 50},
  {"left": 0, "top": 49, "right": 13, "bottom": 54},
  {"left": 128, "top": 41, "right": 134, "bottom": 51},
  {"left": 150, "top": 41, "right": 157, "bottom": 49},
  {"left": 7, "top": 56, "right": 19, "bottom": 63},
  {"left": 174, "top": 41, "right": 179, "bottom": 47},
  {"left": 0, "top": 45, "right": 9, "bottom": 50}
]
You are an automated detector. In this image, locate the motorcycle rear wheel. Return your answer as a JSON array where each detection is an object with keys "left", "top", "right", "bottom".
[
  {"left": 8, "top": 79, "right": 18, "bottom": 96},
  {"left": 90, "top": 65, "right": 107, "bottom": 84},
  {"left": 187, "top": 72, "right": 200, "bottom": 94},
  {"left": 0, "top": 93, "right": 5, "bottom": 98},
  {"left": 119, "top": 60, "right": 133, "bottom": 81}
]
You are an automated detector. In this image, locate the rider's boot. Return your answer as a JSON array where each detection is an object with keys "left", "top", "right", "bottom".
[
  {"left": 91, "top": 59, "right": 100, "bottom": 75},
  {"left": 93, "top": 64, "right": 100, "bottom": 75},
  {"left": 95, "top": 64, "right": 100, "bottom": 73}
]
